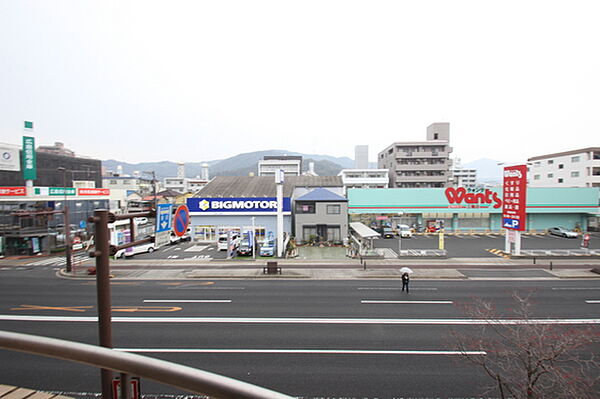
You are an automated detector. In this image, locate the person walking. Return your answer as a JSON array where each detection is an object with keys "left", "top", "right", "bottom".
[{"left": 401, "top": 272, "right": 410, "bottom": 293}]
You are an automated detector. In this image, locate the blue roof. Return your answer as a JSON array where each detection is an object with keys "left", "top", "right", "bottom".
[{"left": 296, "top": 188, "right": 347, "bottom": 202}]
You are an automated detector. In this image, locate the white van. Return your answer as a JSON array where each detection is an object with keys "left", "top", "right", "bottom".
[{"left": 397, "top": 224, "right": 413, "bottom": 238}]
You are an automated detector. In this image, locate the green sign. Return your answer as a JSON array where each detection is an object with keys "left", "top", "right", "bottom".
[
  {"left": 50, "top": 187, "right": 76, "bottom": 196},
  {"left": 24, "top": 121, "right": 34, "bottom": 129},
  {"left": 22, "top": 136, "right": 36, "bottom": 180}
]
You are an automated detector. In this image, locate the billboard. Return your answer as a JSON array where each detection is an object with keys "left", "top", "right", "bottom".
[
  {"left": 0, "top": 146, "right": 20, "bottom": 172},
  {"left": 502, "top": 165, "right": 528, "bottom": 231}
]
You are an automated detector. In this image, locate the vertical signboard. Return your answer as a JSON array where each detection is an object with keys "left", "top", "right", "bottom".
[
  {"left": 22, "top": 136, "right": 36, "bottom": 180},
  {"left": 502, "top": 165, "right": 528, "bottom": 231}
]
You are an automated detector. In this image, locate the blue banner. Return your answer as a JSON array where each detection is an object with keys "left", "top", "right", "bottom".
[{"left": 187, "top": 197, "right": 291, "bottom": 213}]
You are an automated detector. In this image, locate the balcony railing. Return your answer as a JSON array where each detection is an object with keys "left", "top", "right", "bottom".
[{"left": 0, "top": 330, "right": 294, "bottom": 399}]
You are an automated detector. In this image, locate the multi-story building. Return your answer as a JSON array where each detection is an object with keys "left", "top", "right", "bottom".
[
  {"left": 354, "top": 145, "right": 369, "bottom": 169},
  {"left": 258, "top": 156, "right": 302, "bottom": 177},
  {"left": 102, "top": 174, "right": 155, "bottom": 211},
  {"left": 338, "top": 169, "right": 389, "bottom": 195},
  {"left": 378, "top": 123, "right": 453, "bottom": 188},
  {"left": 528, "top": 148, "right": 600, "bottom": 188},
  {"left": 163, "top": 162, "right": 210, "bottom": 193},
  {"left": 451, "top": 159, "right": 477, "bottom": 188}
]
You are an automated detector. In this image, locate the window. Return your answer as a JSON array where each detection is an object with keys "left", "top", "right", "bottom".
[
  {"left": 326, "top": 204, "right": 341, "bottom": 214},
  {"left": 571, "top": 156, "right": 580, "bottom": 163},
  {"left": 534, "top": 162, "right": 541, "bottom": 167},
  {"left": 548, "top": 160, "right": 554, "bottom": 165},
  {"left": 558, "top": 164, "right": 564, "bottom": 169},
  {"left": 558, "top": 178, "right": 564, "bottom": 183},
  {"left": 296, "top": 202, "right": 315, "bottom": 214},
  {"left": 547, "top": 173, "right": 554, "bottom": 178},
  {"left": 571, "top": 171, "right": 580, "bottom": 178},
  {"left": 534, "top": 175, "right": 540, "bottom": 180}
]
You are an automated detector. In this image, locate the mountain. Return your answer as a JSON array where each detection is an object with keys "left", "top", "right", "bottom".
[{"left": 103, "top": 150, "right": 354, "bottom": 179}]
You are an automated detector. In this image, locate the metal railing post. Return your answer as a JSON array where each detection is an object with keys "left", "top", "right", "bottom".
[{"left": 92, "top": 209, "right": 114, "bottom": 398}]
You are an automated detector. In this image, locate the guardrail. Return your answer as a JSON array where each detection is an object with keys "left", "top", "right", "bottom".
[{"left": 0, "top": 330, "right": 294, "bottom": 399}]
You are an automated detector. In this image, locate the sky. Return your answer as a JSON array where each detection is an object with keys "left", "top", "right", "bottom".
[{"left": 1, "top": 1, "right": 599, "bottom": 165}]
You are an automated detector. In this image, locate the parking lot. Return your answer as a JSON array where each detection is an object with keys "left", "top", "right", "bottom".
[
  {"left": 373, "top": 232, "right": 600, "bottom": 258},
  {"left": 111, "top": 232, "right": 600, "bottom": 261}
]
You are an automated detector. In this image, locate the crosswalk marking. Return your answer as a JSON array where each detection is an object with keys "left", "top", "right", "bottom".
[{"left": 25, "top": 253, "right": 90, "bottom": 267}]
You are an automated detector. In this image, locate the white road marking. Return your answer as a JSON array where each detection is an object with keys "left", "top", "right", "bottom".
[
  {"left": 552, "top": 287, "right": 600, "bottom": 290},
  {"left": 361, "top": 300, "right": 453, "bottom": 304},
  {"left": 2, "top": 315, "right": 600, "bottom": 325},
  {"left": 143, "top": 299, "right": 231, "bottom": 303},
  {"left": 115, "top": 348, "right": 486, "bottom": 355},
  {"left": 167, "top": 255, "right": 179, "bottom": 259},
  {"left": 585, "top": 300, "right": 600, "bottom": 304},
  {"left": 185, "top": 245, "right": 209, "bottom": 252},
  {"left": 358, "top": 287, "right": 438, "bottom": 291}
]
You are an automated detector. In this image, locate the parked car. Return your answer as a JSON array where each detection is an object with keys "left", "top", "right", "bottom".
[
  {"left": 381, "top": 227, "right": 397, "bottom": 239},
  {"left": 397, "top": 224, "right": 413, "bottom": 238},
  {"left": 114, "top": 242, "right": 156, "bottom": 258},
  {"left": 259, "top": 240, "right": 276, "bottom": 256},
  {"left": 548, "top": 227, "right": 578, "bottom": 238},
  {"left": 238, "top": 239, "right": 253, "bottom": 256}
]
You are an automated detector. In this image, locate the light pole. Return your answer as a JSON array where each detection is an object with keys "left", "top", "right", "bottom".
[{"left": 57, "top": 167, "right": 72, "bottom": 273}]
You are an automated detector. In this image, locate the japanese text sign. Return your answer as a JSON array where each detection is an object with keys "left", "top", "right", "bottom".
[{"left": 502, "top": 165, "right": 527, "bottom": 231}]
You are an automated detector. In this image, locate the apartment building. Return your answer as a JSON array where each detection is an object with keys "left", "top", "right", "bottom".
[
  {"left": 528, "top": 147, "right": 600, "bottom": 188},
  {"left": 378, "top": 123, "right": 453, "bottom": 188},
  {"left": 338, "top": 169, "right": 389, "bottom": 195},
  {"left": 258, "top": 156, "right": 302, "bottom": 177},
  {"left": 451, "top": 159, "right": 477, "bottom": 188}
]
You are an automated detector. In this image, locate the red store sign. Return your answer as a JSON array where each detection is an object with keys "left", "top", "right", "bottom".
[
  {"left": 0, "top": 186, "right": 27, "bottom": 196},
  {"left": 445, "top": 187, "right": 502, "bottom": 209},
  {"left": 78, "top": 188, "right": 110, "bottom": 196},
  {"left": 502, "top": 165, "right": 528, "bottom": 231}
]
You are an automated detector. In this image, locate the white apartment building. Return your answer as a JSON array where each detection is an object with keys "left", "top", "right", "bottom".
[
  {"left": 451, "top": 159, "right": 477, "bottom": 187},
  {"left": 378, "top": 122, "right": 453, "bottom": 188},
  {"left": 164, "top": 177, "right": 209, "bottom": 193},
  {"left": 338, "top": 169, "right": 389, "bottom": 195},
  {"left": 102, "top": 175, "right": 154, "bottom": 211},
  {"left": 258, "top": 156, "right": 302, "bottom": 177},
  {"left": 527, "top": 147, "right": 600, "bottom": 188}
]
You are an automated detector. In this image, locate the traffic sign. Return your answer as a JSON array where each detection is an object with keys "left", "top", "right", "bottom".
[
  {"left": 173, "top": 204, "right": 190, "bottom": 237},
  {"left": 156, "top": 204, "right": 173, "bottom": 233}
]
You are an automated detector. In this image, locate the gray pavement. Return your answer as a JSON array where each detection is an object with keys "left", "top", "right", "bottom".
[{"left": 54, "top": 256, "right": 600, "bottom": 280}]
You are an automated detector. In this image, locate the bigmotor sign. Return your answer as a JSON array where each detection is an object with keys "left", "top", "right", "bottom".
[{"left": 187, "top": 197, "right": 292, "bottom": 214}]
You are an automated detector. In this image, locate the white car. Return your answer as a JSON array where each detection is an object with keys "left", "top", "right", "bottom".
[
  {"left": 398, "top": 224, "right": 413, "bottom": 238},
  {"left": 114, "top": 242, "right": 155, "bottom": 258}
]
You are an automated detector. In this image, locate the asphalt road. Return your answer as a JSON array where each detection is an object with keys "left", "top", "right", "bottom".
[{"left": 1, "top": 269, "right": 600, "bottom": 399}]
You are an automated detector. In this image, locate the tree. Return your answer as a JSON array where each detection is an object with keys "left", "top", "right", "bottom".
[{"left": 452, "top": 291, "right": 600, "bottom": 399}]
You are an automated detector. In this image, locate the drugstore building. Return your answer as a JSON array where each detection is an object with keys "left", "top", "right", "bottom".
[{"left": 348, "top": 187, "right": 600, "bottom": 233}]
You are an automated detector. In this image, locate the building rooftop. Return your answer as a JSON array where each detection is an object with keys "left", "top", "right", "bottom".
[
  {"left": 528, "top": 147, "right": 600, "bottom": 161},
  {"left": 296, "top": 187, "right": 347, "bottom": 202},
  {"left": 196, "top": 176, "right": 343, "bottom": 198}
]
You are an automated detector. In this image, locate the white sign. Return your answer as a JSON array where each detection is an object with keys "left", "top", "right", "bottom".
[
  {"left": 0, "top": 146, "right": 20, "bottom": 171},
  {"left": 155, "top": 231, "right": 170, "bottom": 248}
]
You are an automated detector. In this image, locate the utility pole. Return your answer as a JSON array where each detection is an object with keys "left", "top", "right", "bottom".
[{"left": 57, "top": 167, "right": 72, "bottom": 273}]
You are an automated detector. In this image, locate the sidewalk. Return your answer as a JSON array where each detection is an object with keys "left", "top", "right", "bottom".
[{"left": 57, "top": 258, "right": 600, "bottom": 280}]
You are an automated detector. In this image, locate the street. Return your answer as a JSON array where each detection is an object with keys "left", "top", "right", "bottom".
[{"left": 1, "top": 267, "right": 600, "bottom": 399}]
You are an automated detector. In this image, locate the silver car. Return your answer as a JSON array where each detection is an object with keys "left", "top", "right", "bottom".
[{"left": 548, "top": 227, "right": 578, "bottom": 238}]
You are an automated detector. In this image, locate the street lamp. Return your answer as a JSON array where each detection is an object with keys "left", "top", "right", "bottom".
[{"left": 57, "top": 167, "right": 72, "bottom": 273}]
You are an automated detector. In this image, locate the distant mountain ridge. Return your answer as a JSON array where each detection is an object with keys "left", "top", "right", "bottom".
[{"left": 103, "top": 150, "right": 354, "bottom": 179}]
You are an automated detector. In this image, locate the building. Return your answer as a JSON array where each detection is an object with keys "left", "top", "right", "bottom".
[
  {"left": 0, "top": 147, "right": 102, "bottom": 189},
  {"left": 348, "top": 187, "right": 600, "bottom": 233},
  {"left": 528, "top": 148, "right": 600, "bottom": 188},
  {"left": 338, "top": 169, "right": 389, "bottom": 195},
  {"left": 102, "top": 175, "right": 155, "bottom": 211},
  {"left": 451, "top": 159, "right": 477, "bottom": 188},
  {"left": 36, "top": 142, "right": 76, "bottom": 157},
  {"left": 294, "top": 187, "right": 348, "bottom": 244},
  {"left": 163, "top": 162, "right": 210, "bottom": 193},
  {"left": 355, "top": 145, "right": 369, "bottom": 169},
  {"left": 186, "top": 175, "right": 344, "bottom": 246},
  {"left": 258, "top": 156, "right": 302, "bottom": 177},
  {"left": 378, "top": 122, "right": 453, "bottom": 188}
]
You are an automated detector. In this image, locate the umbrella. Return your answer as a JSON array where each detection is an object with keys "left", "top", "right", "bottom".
[{"left": 399, "top": 267, "right": 414, "bottom": 274}]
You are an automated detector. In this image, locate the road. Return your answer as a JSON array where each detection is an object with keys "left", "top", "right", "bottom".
[{"left": 1, "top": 268, "right": 600, "bottom": 399}]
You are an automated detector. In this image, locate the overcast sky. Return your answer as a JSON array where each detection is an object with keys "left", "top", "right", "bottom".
[{"left": 1, "top": 1, "right": 599, "bottom": 165}]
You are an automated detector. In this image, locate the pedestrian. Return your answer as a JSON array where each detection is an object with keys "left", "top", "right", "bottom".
[{"left": 401, "top": 272, "right": 410, "bottom": 293}]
